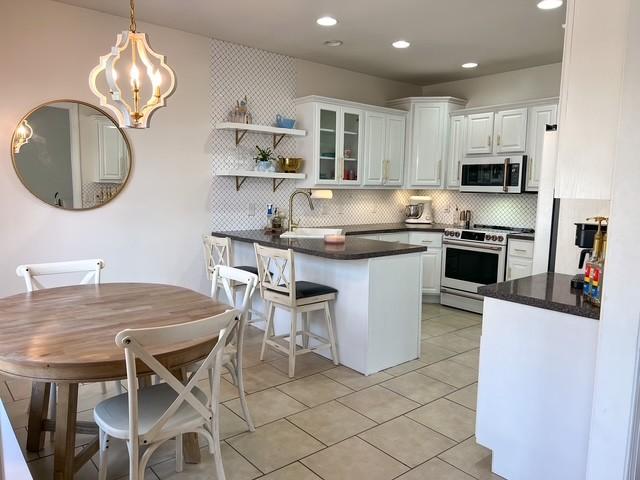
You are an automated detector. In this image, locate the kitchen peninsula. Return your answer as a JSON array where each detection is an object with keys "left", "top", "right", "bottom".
[{"left": 211, "top": 229, "right": 427, "bottom": 374}]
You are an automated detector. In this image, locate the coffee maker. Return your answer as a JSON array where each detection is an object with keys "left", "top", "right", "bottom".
[
  {"left": 404, "top": 196, "right": 434, "bottom": 224},
  {"left": 571, "top": 221, "right": 608, "bottom": 289}
]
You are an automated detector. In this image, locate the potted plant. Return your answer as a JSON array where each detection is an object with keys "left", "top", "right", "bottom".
[{"left": 254, "top": 146, "right": 277, "bottom": 172}]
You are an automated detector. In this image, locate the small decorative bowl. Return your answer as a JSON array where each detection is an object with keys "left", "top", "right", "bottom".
[
  {"left": 276, "top": 114, "right": 296, "bottom": 129},
  {"left": 324, "top": 234, "right": 346, "bottom": 244},
  {"left": 279, "top": 157, "right": 303, "bottom": 173}
]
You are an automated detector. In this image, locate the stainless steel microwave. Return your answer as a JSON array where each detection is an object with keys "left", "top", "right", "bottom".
[{"left": 459, "top": 156, "right": 527, "bottom": 193}]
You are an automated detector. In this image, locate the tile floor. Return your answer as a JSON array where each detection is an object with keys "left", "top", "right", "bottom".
[{"left": 2, "top": 304, "right": 505, "bottom": 479}]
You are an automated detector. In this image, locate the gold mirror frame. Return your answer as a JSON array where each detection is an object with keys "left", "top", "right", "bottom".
[{"left": 10, "top": 100, "right": 133, "bottom": 211}]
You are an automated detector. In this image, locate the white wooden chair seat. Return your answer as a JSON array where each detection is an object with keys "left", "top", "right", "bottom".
[{"left": 94, "top": 383, "right": 208, "bottom": 439}]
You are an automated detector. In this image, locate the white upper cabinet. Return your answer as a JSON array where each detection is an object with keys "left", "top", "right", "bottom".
[
  {"left": 446, "top": 115, "right": 466, "bottom": 189},
  {"left": 494, "top": 108, "right": 527, "bottom": 153},
  {"left": 296, "top": 96, "right": 406, "bottom": 189},
  {"left": 526, "top": 104, "right": 557, "bottom": 191},
  {"left": 387, "top": 97, "right": 466, "bottom": 188},
  {"left": 555, "top": 0, "right": 628, "bottom": 199},
  {"left": 363, "top": 112, "right": 405, "bottom": 186},
  {"left": 97, "top": 117, "right": 126, "bottom": 182},
  {"left": 465, "top": 112, "right": 494, "bottom": 155}
]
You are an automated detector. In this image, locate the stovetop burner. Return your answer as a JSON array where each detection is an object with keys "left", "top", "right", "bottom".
[{"left": 473, "top": 224, "right": 535, "bottom": 234}]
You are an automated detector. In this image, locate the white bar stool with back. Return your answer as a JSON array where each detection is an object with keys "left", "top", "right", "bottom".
[{"left": 254, "top": 244, "right": 339, "bottom": 377}]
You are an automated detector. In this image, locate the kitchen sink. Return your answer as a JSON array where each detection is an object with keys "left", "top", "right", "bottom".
[{"left": 280, "top": 228, "right": 343, "bottom": 239}]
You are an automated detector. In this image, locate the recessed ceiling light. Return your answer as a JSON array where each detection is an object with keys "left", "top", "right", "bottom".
[
  {"left": 392, "top": 40, "right": 411, "bottom": 49},
  {"left": 324, "top": 40, "right": 343, "bottom": 47},
  {"left": 317, "top": 16, "right": 338, "bottom": 26},
  {"left": 462, "top": 62, "right": 478, "bottom": 69},
  {"left": 537, "top": 0, "right": 563, "bottom": 10}
]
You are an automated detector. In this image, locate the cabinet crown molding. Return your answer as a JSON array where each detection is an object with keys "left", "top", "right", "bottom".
[
  {"left": 453, "top": 97, "right": 560, "bottom": 116},
  {"left": 386, "top": 96, "right": 468, "bottom": 109},
  {"left": 295, "top": 95, "right": 407, "bottom": 116}
]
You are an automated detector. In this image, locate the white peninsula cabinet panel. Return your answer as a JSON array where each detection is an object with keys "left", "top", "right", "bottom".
[
  {"left": 555, "top": 0, "right": 628, "bottom": 199},
  {"left": 494, "top": 108, "right": 527, "bottom": 153},
  {"left": 363, "top": 112, "right": 406, "bottom": 186},
  {"left": 387, "top": 97, "right": 467, "bottom": 188},
  {"left": 526, "top": 104, "right": 557, "bottom": 191},
  {"left": 465, "top": 112, "right": 494, "bottom": 155},
  {"left": 446, "top": 115, "right": 466, "bottom": 189}
]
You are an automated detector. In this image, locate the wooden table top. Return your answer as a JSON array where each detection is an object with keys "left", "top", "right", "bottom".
[{"left": 0, "top": 283, "right": 229, "bottom": 383}]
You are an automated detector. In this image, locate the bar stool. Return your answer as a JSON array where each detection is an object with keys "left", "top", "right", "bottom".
[{"left": 254, "top": 243, "right": 339, "bottom": 377}]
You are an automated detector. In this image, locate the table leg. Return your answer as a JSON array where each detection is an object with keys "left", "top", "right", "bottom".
[
  {"left": 174, "top": 369, "right": 201, "bottom": 464},
  {"left": 26, "top": 382, "right": 51, "bottom": 452},
  {"left": 54, "top": 383, "right": 79, "bottom": 480}
]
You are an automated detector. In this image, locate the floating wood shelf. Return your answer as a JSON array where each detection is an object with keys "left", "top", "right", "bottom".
[
  {"left": 215, "top": 122, "right": 306, "bottom": 149},
  {"left": 215, "top": 169, "right": 306, "bottom": 192}
]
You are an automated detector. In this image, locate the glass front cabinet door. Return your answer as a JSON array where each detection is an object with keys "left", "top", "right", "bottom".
[{"left": 316, "top": 104, "right": 363, "bottom": 185}]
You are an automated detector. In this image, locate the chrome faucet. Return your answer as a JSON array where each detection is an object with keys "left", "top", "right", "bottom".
[{"left": 288, "top": 190, "right": 314, "bottom": 231}]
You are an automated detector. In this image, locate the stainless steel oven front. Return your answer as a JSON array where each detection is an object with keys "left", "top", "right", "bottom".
[
  {"left": 459, "top": 156, "right": 526, "bottom": 193},
  {"left": 440, "top": 237, "right": 506, "bottom": 313}
]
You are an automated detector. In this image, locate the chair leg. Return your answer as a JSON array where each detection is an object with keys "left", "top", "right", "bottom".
[
  {"left": 98, "top": 429, "right": 109, "bottom": 480},
  {"left": 288, "top": 308, "right": 298, "bottom": 378},
  {"left": 226, "top": 361, "right": 239, "bottom": 386},
  {"left": 126, "top": 439, "right": 140, "bottom": 480},
  {"left": 176, "top": 434, "right": 184, "bottom": 473},
  {"left": 211, "top": 411, "right": 226, "bottom": 480},
  {"left": 302, "top": 311, "right": 310, "bottom": 349},
  {"left": 114, "top": 380, "right": 123, "bottom": 394},
  {"left": 236, "top": 362, "right": 255, "bottom": 432},
  {"left": 48, "top": 383, "right": 57, "bottom": 424},
  {"left": 100, "top": 382, "right": 107, "bottom": 394},
  {"left": 324, "top": 302, "right": 339, "bottom": 365},
  {"left": 260, "top": 302, "right": 273, "bottom": 361}
]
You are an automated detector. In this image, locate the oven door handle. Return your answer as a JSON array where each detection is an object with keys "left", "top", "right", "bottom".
[{"left": 443, "top": 240, "right": 504, "bottom": 251}]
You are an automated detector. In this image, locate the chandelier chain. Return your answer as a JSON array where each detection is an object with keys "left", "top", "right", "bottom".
[{"left": 129, "top": 0, "right": 136, "bottom": 32}]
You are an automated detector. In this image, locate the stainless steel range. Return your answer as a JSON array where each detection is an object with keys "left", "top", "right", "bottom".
[{"left": 440, "top": 225, "right": 534, "bottom": 314}]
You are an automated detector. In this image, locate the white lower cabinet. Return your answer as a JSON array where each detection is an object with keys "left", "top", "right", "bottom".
[
  {"left": 506, "top": 238, "right": 534, "bottom": 281},
  {"left": 409, "top": 232, "right": 442, "bottom": 295}
]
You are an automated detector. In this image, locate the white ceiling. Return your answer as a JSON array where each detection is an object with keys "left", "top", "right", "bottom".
[{"left": 55, "top": 0, "right": 566, "bottom": 85}]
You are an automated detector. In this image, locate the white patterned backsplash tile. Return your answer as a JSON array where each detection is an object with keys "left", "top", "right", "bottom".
[{"left": 208, "top": 38, "right": 537, "bottom": 232}]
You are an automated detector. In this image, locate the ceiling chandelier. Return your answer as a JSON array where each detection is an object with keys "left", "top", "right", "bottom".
[
  {"left": 89, "top": 0, "right": 176, "bottom": 128},
  {"left": 13, "top": 120, "right": 33, "bottom": 153}
]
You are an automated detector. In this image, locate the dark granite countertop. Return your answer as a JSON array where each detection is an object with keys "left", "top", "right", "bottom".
[
  {"left": 338, "top": 223, "right": 454, "bottom": 235},
  {"left": 478, "top": 272, "right": 600, "bottom": 320},
  {"left": 211, "top": 229, "right": 428, "bottom": 260},
  {"left": 508, "top": 233, "right": 535, "bottom": 241}
]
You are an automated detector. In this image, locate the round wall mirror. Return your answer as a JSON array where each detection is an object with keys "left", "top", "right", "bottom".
[{"left": 11, "top": 100, "right": 132, "bottom": 210}]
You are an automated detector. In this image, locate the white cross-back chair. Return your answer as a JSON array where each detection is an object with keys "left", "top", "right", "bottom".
[
  {"left": 94, "top": 308, "right": 240, "bottom": 480},
  {"left": 187, "top": 265, "right": 258, "bottom": 432},
  {"left": 254, "top": 244, "right": 339, "bottom": 377},
  {"left": 15, "top": 259, "right": 120, "bottom": 416}
]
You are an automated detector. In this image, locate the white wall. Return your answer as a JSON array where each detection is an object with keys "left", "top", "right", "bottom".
[
  {"left": 421, "top": 63, "right": 562, "bottom": 107},
  {"left": 0, "top": 0, "right": 213, "bottom": 296},
  {"left": 296, "top": 59, "right": 422, "bottom": 106}
]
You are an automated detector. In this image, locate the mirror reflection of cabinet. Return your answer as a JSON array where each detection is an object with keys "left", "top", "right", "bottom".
[{"left": 11, "top": 100, "right": 131, "bottom": 210}]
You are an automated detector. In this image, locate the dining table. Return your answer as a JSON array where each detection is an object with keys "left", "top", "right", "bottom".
[{"left": 0, "top": 282, "right": 230, "bottom": 480}]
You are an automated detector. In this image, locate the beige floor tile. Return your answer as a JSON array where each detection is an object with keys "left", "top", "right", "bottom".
[
  {"left": 6, "top": 377, "right": 32, "bottom": 401},
  {"left": 270, "top": 353, "right": 336, "bottom": 379},
  {"left": 301, "top": 437, "right": 408, "bottom": 480},
  {"left": 220, "top": 404, "right": 252, "bottom": 440},
  {"left": 28, "top": 448, "right": 100, "bottom": 480},
  {"left": 225, "top": 388, "right": 306, "bottom": 427},
  {"left": 77, "top": 381, "right": 125, "bottom": 412},
  {"left": 89, "top": 435, "right": 168, "bottom": 479},
  {"left": 227, "top": 419, "right": 323, "bottom": 474},
  {"left": 359, "top": 416, "right": 455, "bottom": 467},
  {"left": 198, "top": 376, "right": 240, "bottom": 403},
  {"left": 322, "top": 366, "right": 393, "bottom": 391},
  {"left": 417, "top": 359, "right": 478, "bottom": 388},
  {"left": 0, "top": 380, "right": 13, "bottom": 403},
  {"left": 276, "top": 374, "right": 353, "bottom": 407},
  {"left": 12, "top": 427, "right": 42, "bottom": 461},
  {"left": 287, "top": 400, "right": 376, "bottom": 445},
  {"left": 397, "top": 458, "right": 475, "bottom": 480},
  {"left": 224, "top": 364, "right": 290, "bottom": 394},
  {"left": 5, "top": 397, "right": 30, "bottom": 428},
  {"left": 423, "top": 333, "right": 479, "bottom": 354},
  {"left": 438, "top": 437, "right": 505, "bottom": 479},
  {"left": 421, "top": 320, "right": 461, "bottom": 338},
  {"left": 242, "top": 343, "right": 284, "bottom": 368},
  {"left": 419, "top": 342, "right": 458, "bottom": 365},
  {"left": 337, "top": 385, "right": 419, "bottom": 423},
  {"left": 151, "top": 443, "right": 261, "bottom": 480},
  {"left": 258, "top": 462, "right": 321, "bottom": 479},
  {"left": 437, "top": 314, "right": 481, "bottom": 329},
  {"left": 382, "top": 371, "right": 456, "bottom": 404},
  {"left": 422, "top": 304, "right": 456, "bottom": 320},
  {"left": 454, "top": 325, "right": 482, "bottom": 342},
  {"left": 407, "top": 398, "right": 476, "bottom": 442},
  {"left": 383, "top": 359, "right": 427, "bottom": 377},
  {"left": 446, "top": 383, "right": 478, "bottom": 411},
  {"left": 449, "top": 349, "right": 480, "bottom": 370}
]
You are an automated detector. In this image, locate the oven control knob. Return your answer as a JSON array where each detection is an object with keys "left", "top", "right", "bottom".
[
  {"left": 491, "top": 235, "right": 497, "bottom": 241},
  {"left": 454, "top": 232, "right": 460, "bottom": 238},
  {"left": 445, "top": 231, "right": 450, "bottom": 236},
  {"left": 497, "top": 235, "right": 504, "bottom": 242}
]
